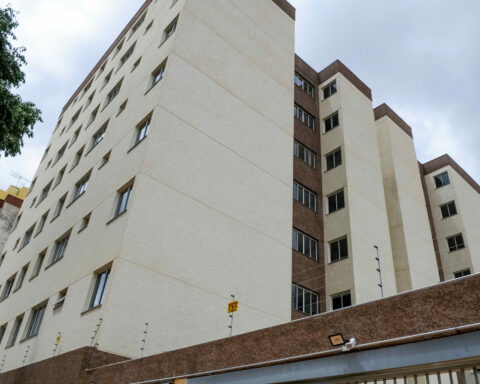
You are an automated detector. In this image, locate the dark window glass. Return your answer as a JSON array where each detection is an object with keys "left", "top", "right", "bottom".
[{"left": 434, "top": 172, "right": 450, "bottom": 188}]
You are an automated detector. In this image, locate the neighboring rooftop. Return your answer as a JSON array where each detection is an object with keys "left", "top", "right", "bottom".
[{"left": 0, "top": 185, "right": 28, "bottom": 208}]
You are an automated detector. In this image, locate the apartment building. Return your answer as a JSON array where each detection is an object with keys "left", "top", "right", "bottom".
[
  {"left": 0, "top": 186, "right": 28, "bottom": 254},
  {"left": 0, "top": 0, "right": 295, "bottom": 371},
  {"left": 0, "top": 0, "right": 479, "bottom": 373}
]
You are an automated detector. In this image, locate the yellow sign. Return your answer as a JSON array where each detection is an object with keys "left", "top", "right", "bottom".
[
  {"left": 56, "top": 335, "right": 62, "bottom": 343},
  {"left": 228, "top": 301, "right": 238, "bottom": 313}
]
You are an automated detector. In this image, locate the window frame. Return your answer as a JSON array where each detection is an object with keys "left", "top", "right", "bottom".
[
  {"left": 329, "top": 237, "right": 348, "bottom": 263},
  {"left": 292, "top": 284, "right": 319, "bottom": 316}
]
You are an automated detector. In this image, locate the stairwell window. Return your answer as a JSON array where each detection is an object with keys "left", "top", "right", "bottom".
[
  {"left": 38, "top": 180, "right": 53, "bottom": 204},
  {"left": 294, "top": 140, "right": 316, "bottom": 168},
  {"left": 54, "top": 142, "right": 68, "bottom": 164},
  {"left": 20, "top": 226, "right": 34, "bottom": 249},
  {"left": 434, "top": 172, "right": 450, "bottom": 188},
  {"left": 89, "top": 268, "right": 111, "bottom": 309},
  {"left": 70, "top": 109, "right": 81, "bottom": 128},
  {"left": 328, "top": 189, "right": 345, "bottom": 213},
  {"left": 134, "top": 118, "right": 150, "bottom": 146},
  {"left": 52, "top": 194, "right": 67, "bottom": 220},
  {"left": 447, "top": 233, "right": 465, "bottom": 252},
  {"left": 332, "top": 291, "right": 351, "bottom": 310},
  {"left": 91, "top": 122, "right": 108, "bottom": 150},
  {"left": 294, "top": 104, "right": 315, "bottom": 130},
  {"left": 292, "top": 228, "right": 318, "bottom": 261},
  {"left": 54, "top": 289, "right": 68, "bottom": 309},
  {"left": 14, "top": 264, "right": 29, "bottom": 292},
  {"left": 25, "top": 303, "right": 47, "bottom": 338},
  {"left": 293, "top": 181, "right": 317, "bottom": 211},
  {"left": 323, "top": 81, "right": 337, "bottom": 99},
  {"left": 31, "top": 250, "right": 46, "bottom": 279},
  {"left": 84, "top": 91, "right": 95, "bottom": 110},
  {"left": 35, "top": 211, "right": 49, "bottom": 236},
  {"left": 71, "top": 146, "right": 85, "bottom": 171},
  {"left": 104, "top": 80, "right": 122, "bottom": 108},
  {"left": 440, "top": 201, "right": 457, "bottom": 218},
  {"left": 292, "top": 284, "right": 318, "bottom": 315},
  {"left": 330, "top": 237, "right": 348, "bottom": 263},
  {"left": 72, "top": 172, "right": 90, "bottom": 201},
  {"left": 326, "top": 148, "right": 342, "bottom": 171},
  {"left": 324, "top": 112, "right": 339, "bottom": 132},
  {"left": 118, "top": 43, "right": 135, "bottom": 69},
  {"left": 88, "top": 105, "right": 100, "bottom": 126},
  {"left": 130, "top": 12, "right": 146, "bottom": 37}
]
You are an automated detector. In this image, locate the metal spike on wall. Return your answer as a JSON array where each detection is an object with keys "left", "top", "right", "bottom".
[
  {"left": 374, "top": 245, "right": 384, "bottom": 298},
  {"left": 90, "top": 318, "right": 103, "bottom": 347},
  {"left": 140, "top": 322, "right": 149, "bottom": 357},
  {"left": 0, "top": 354, "right": 7, "bottom": 373},
  {"left": 53, "top": 332, "right": 62, "bottom": 356},
  {"left": 228, "top": 294, "right": 235, "bottom": 337},
  {"left": 22, "top": 346, "right": 30, "bottom": 366}
]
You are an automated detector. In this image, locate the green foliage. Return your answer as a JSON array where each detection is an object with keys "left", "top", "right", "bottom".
[{"left": 0, "top": 5, "right": 42, "bottom": 157}]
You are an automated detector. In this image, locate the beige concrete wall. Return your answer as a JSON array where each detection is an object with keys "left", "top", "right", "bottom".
[
  {"left": 375, "top": 116, "right": 439, "bottom": 291},
  {"left": 424, "top": 165, "right": 480, "bottom": 279},
  {"left": 320, "top": 74, "right": 396, "bottom": 308},
  {"left": 0, "top": 0, "right": 294, "bottom": 370}
]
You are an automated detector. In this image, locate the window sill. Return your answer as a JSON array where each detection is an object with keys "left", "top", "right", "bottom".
[
  {"left": 448, "top": 248, "right": 465, "bottom": 253},
  {"left": 29, "top": 273, "right": 39, "bottom": 282},
  {"left": 44, "top": 256, "right": 63, "bottom": 271},
  {"left": 81, "top": 304, "right": 102, "bottom": 316},
  {"left": 328, "top": 257, "right": 348, "bottom": 265},
  {"left": 50, "top": 213, "right": 61, "bottom": 223},
  {"left": 127, "top": 137, "right": 147, "bottom": 154},
  {"left": 20, "top": 334, "right": 38, "bottom": 343},
  {"left": 78, "top": 225, "right": 88, "bottom": 234},
  {"left": 17, "top": 243, "right": 29, "bottom": 252},
  {"left": 69, "top": 164, "right": 79, "bottom": 174},
  {"left": 66, "top": 192, "right": 85, "bottom": 209},
  {"left": 106, "top": 210, "right": 127, "bottom": 226},
  {"left": 33, "top": 230, "right": 43, "bottom": 239},
  {"left": 326, "top": 207, "right": 345, "bottom": 216}
]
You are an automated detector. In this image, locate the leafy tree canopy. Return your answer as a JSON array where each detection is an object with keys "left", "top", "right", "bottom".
[{"left": 0, "top": 5, "right": 42, "bottom": 157}]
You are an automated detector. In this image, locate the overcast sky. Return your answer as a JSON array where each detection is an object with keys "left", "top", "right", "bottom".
[{"left": 1, "top": 0, "right": 479, "bottom": 189}]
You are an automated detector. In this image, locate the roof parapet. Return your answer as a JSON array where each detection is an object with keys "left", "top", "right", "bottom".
[{"left": 374, "top": 103, "right": 413, "bottom": 139}]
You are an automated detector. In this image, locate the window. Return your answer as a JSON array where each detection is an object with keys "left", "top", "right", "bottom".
[
  {"left": 35, "top": 211, "right": 49, "bottom": 236},
  {"left": 292, "top": 228, "right": 318, "bottom": 261},
  {"left": 69, "top": 127, "right": 81, "bottom": 147},
  {"left": 447, "top": 233, "right": 465, "bottom": 252},
  {"left": 328, "top": 190, "right": 345, "bottom": 213},
  {"left": 55, "top": 142, "right": 68, "bottom": 163},
  {"left": 79, "top": 213, "right": 91, "bottom": 232},
  {"left": 30, "top": 177, "right": 37, "bottom": 193},
  {"left": 330, "top": 237, "right": 348, "bottom": 263},
  {"left": 20, "top": 226, "right": 34, "bottom": 249},
  {"left": 434, "top": 172, "right": 450, "bottom": 188},
  {"left": 97, "top": 61, "right": 107, "bottom": 79},
  {"left": 31, "top": 250, "right": 46, "bottom": 279},
  {"left": 54, "top": 166, "right": 66, "bottom": 188},
  {"left": 117, "top": 100, "right": 128, "bottom": 116},
  {"left": 73, "top": 173, "right": 90, "bottom": 200},
  {"left": 102, "top": 70, "right": 113, "bottom": 90},
  {"left": 144, "top": 20, "right": 153, "bottom": 34},
  {"left": 39, "top": 180, "right": 53, "bottom": 203},
  {"left": 11, "top": 212, "right": 22, "bottom": 232},
  {"left": 41, "top": 146, "right": 50, "bottom": 161},
  {"left": 324, "top": 112, "right": 339, "bottom": 132},
  {"left": 332, "top": 291, "right": 351, "bottom": 310},
  {"left": 91, "top": 122, "right": 107, "bottom": 149},
  {"left": 293, "top": 181, "right": 317, "bottom": 211},
  {"left": 14, "top": 264, "right": 29, "bottom": 291},
  {"left": 1, "top": 274, "right": 16, "bottom": 300},
  {"left": 45, "top": 159, "right": 52, "bottom": 170},
  {"left": 88, "top": 105, "right": 100, "bottom": 126},
  {"left": 0, "top": 253, "right": 5, "bottom": 268},
  {"left": 171, "top": 0, "right": 179, "bottom": 7},
  {"left": 50, "top": 233, "right": 70, "bottom": 265},
  {"left": 6, "top": 315, "right": 23, "bottom": 347},
  {"left": 70, "top": 109, "right": 81, "bottom": 128},
  {"left": 454, "top": 269, "right": 471, "bottom": 278},
  {"left": 99, "top": 151, "right": 111, "bottom": 169},
  {"left": 294, "top": 73, "right": 315, "bottom": 98},
  {"left": 71, "top": 146, "right": 85, "bottom": 170},
  {"left": 29, "top": 196, "right": 37, "bottom": 208},
  {"left": 326, "top": 149, "right": 342, "bottom": 171},
  {"left": 113, "top": 39, "right": 124, "bottom": 57},
  {"left": 115, "top": 183, "right": 133, "bottom": 217},
  {"left": 53, "top": 194, "right": 67, "bottom": 219},
  {"left": 53, "top": 289, "right": 67, "bottom": 309},
  {"left": 119, "top": 44, "right": 135, "bottom": 69},
  {"left": 0, "top": 323, "right": 6, "bottom": 345},
  {"left": 440, "top": 201, "right": 457, "bottom": 218},
  {"left": 150, "top": 61, "right": 166, "bottom": 89},
  {"left": 89, "top": 268, "right": 111, "bottom": 309},
  {"left": 130, "top": 12, "right": 146, "bottom": 36},
  {"left": 13, "top": 238, "right": 19, "bottom": 250},
  {"left": 26, "top": 303, "right": 47, "bottom": 338},
  {"left": 131, "top": 57, "right": 141, "bottom": 72},
  {"left": 104, "top": 80, "right": 122, "bottom": 107},
  {"left": 160, "top": 16, "right": 178, "bottom": 45},
  {"left": 294, "top": 104, "right": 315, "bottom": 130},
  {"left": 323, "top": 81, "right": 337, "bottom": 99},
  {"left": 292, "top": 284, "right": 318, "bottom": 315},
  {"left": 84, "top": 91, "right": 95, "bottom": 110},
  {"left": 134, "top": 118, "right": 150, "bottom": 145},
  {"left": 81, "top": 78, "right": 93, "bottom": 98},
  {"left": 294, "top": 140, "right": 316, "bottom": 168}
]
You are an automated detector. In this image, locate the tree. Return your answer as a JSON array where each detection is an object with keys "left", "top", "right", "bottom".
[{"left": 0, "top": 5, "right": 42, "bottom": 157}]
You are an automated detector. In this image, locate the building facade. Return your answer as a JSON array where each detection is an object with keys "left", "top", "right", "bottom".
[
  {"left": 0, "top": 0, "right": 478, "bottom": 373},
  {"left": 0, "top": 186, "right": 28, "bottom": 254}
]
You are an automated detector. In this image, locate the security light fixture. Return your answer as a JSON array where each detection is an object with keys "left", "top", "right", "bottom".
[{"left": 328, "top": 333, "right": 346, "bottom": 346}]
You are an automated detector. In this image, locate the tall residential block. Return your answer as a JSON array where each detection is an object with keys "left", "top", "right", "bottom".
[
  {"left": 0, "top": 0, "right": 295, "bottom": 371},
  {"left": 0, "top": 0, "right": 479, "bottom": 373}
]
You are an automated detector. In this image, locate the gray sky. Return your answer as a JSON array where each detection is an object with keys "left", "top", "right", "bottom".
[{"left": 1, "top": 0, "right": 479, "bottom": 189}]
